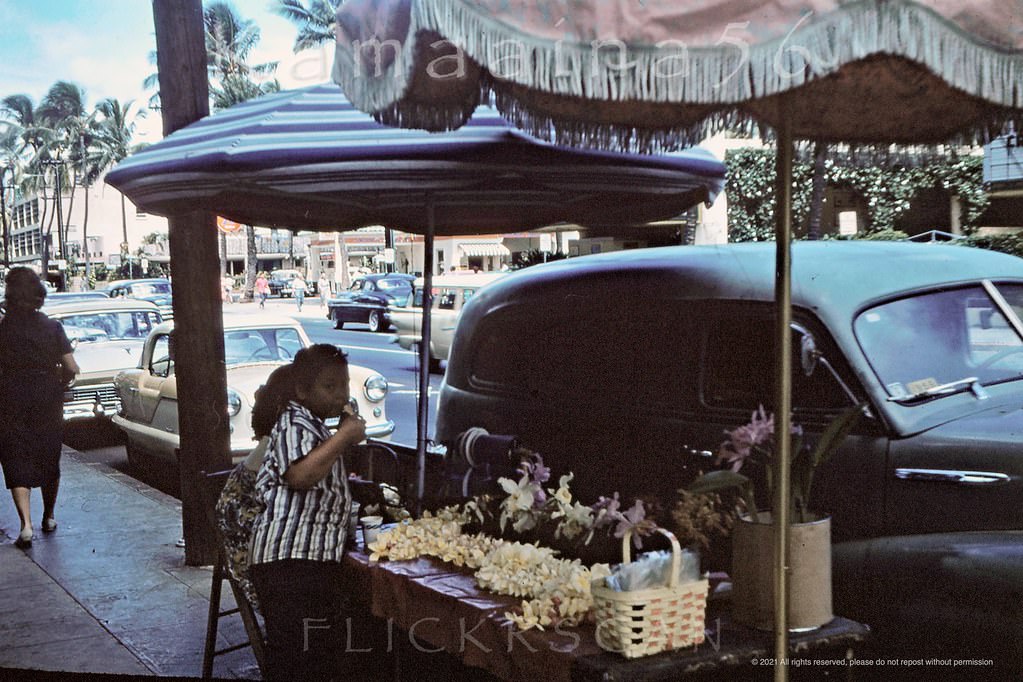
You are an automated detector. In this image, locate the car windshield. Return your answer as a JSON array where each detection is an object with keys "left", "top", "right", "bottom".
[
  {"left": 854, "top": 283, "right": 1023, "bottom": 400},
  {"left": 223, "top": 327, "right": 304, "bottom": 365},
  {"left": 130, "top": 282, "right": 170, "bottom": 296},
  {"left": 58, "top": 311, "right": 161, "bottom": 342}
]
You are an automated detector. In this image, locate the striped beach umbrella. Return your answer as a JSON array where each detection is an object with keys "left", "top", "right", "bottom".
[
  {"left": 106, "top": 84, "right": 725, "bottom": 235},
  {"left": 105, "top": 82, "right": 726, "bottom": 511}
]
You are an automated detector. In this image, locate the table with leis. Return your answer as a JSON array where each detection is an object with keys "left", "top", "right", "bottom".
[{"left": 342, "top": 548, "right": 869, "bottom": 682}]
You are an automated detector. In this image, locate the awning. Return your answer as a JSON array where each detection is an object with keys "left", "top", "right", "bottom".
[{"left": 458, "top": 242, "right": 510, "bottom": 258}]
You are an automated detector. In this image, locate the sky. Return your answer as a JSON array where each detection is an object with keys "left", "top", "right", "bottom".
[{"left": 0, "top": 0, "right": 336, "bottom": 141}]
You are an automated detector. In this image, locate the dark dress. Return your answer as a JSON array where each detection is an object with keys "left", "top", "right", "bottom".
[{"left": 0, "top": 309, "right": 72, "bottom": 489}]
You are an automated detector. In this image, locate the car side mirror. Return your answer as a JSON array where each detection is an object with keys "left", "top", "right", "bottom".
[
  {"left": 797, "top": 326, "right": 820, "bottom": 377},
  {"left": 793, "top": 329, "right": 818, "bottom": 374}
]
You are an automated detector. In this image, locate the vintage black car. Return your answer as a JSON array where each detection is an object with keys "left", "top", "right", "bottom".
[
  {"left": 327, "top": 273, "right": 415, "bottom": 332},
  {"left": 436, "top": 241, "right": 1023, "bottom": 670},
  {"left": 267, "top": 269, "right": 303, "bottom": 297}
]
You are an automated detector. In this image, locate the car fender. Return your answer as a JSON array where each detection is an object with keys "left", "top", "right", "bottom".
[
  {"left": 395, "top": 333, "right": 421, "bottom": 351},
  {"left": 833, "top": 532, "right": 1023, "bottom": 669}
]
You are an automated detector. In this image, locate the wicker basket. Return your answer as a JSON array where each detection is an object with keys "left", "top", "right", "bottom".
[{"left": 591, "top": 528, "right": 708, "bottom": 659}]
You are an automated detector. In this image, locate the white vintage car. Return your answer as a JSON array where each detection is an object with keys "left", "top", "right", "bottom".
[
  {"left": 390, "top": 273, "right": 505, "bottom": 372},
  {"left": 111, "top": 312, "right": 393, "bottom": 469},
  {"left": 43, "top": 298, "right": 163, "bottom": 421}
]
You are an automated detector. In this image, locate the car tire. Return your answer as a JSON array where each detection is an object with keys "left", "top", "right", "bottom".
[
  {"left": 333, "top": 312, "right": 345, "bottom": 330},
  {"left": 413, "top": 342, "right": 443, "bottom": 374},
  {"left": 367, "top": 310, "right": 383, "bottom": 333}
]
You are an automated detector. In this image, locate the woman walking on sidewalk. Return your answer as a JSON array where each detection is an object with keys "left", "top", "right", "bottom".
[{"left": 0, "top": 268, "right": 79, "bottom": 548}]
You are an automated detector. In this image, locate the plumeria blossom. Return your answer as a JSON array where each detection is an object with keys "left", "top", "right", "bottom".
[
  {"left": 369, "top": 510, "right": 613, "bottom": 632},
  {"left": 613, "top": 499, "right": 658, "bottom": 549}
]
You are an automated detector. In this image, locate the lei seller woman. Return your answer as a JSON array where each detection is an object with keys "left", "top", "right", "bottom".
[{"left": 248, "top": 344, "right": 366, "bottom": 681}]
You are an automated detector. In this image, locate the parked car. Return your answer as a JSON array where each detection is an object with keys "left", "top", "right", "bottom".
[
  {"left": 327, "top": 273, "right": 415, "bottom": 332},
  {"left": 103, "top": 278, "right": 174, "bottom": 320},
  {"left": 436, "top": 241, "right": 1023, "bottom": 670},
  {"left": 391, "top": 273, "right": 505, "bottom": 372},
  {"left": 47, "top": 291, "right": 112, "bottom": 303},
  {"left": 111, "top": 312, "right": 394, "bottom": 472},
  {"left": 268, "top": 269, "right": 303, "bottom": 297},
  {"left": 43, "top": 298, "right": 163, "bottom": 421}
]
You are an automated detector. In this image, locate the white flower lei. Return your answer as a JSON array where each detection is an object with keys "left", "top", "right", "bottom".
[{"left": 367, "top": 509, "right": 610, "bottom": 631}]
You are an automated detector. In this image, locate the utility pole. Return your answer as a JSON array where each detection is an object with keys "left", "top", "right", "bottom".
[{"left": 0, "top": 162, "right": 12, "bottom": 268}]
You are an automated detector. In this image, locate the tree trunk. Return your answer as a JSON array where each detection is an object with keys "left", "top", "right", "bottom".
[
  {"left": 82, "top": 183, "right": 91, "bottom": 287},
  {"left": 119, "top": 192, "right": 131, "bottom": 276},
  {"left": 806, "top": 141, "right": 828, "bottom": 241},
  {"left": 220, "top": 230, "right": 228, "bottom": 276},
  {"left": 154, "top": 0, "right": 224, "bottom": 567},
  {"left": 244, "top": 224, "right": 257, "bottom": 301},
  {"left": 63, "top": 168, "right": 76, "bottom": 251}
]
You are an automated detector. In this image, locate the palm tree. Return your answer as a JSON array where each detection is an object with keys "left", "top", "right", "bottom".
[
  {"left": 204, "top": 1, "right": 280, "bottom": 301},
  {"left": 142, "top": 3, "right": 281, "bottom": 299},
  {"left": 36, "top": 81, "right": 90, "bottom": 274},
  {"left": 90, "top": 98, "right": 147, "bottom": 284},
  {"left": 271, "top": 0, "right": 341, "bottom": 52},
  {"left": 1, "top": 94, "right": 52, "bottom": 236}
]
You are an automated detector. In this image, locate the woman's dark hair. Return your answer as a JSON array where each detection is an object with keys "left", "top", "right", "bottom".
[
  {"left": 5, "top": 267, "right": 47, "bottom": 312},
  {"left": 251, "top": 364, "right": 296, "bottom": 439},
  {"left": 292, "top": 343, "right": 349, "bottom": 392}
]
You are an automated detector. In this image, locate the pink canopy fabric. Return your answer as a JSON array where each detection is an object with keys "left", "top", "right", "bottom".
[{"left": 333, "top": 0, "right": 1023, "bottom": 150}]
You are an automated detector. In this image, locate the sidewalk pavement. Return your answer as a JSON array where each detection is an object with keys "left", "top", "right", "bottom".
[{"left": 0, "top": 446, "right": 260, "bottom": 680}]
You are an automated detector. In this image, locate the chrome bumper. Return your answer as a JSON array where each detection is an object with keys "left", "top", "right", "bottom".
[{"left": 63, "top": 384, "right": 121, "bottom": 421}]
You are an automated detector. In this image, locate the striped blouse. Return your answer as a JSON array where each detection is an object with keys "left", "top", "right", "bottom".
[{"left": 249, "top": 401, "right": 352, "bottom": 564}]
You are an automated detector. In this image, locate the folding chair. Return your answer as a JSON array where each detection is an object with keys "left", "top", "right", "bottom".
[{"left": 198, "top": 469, "right": 267, "bottom": 679}]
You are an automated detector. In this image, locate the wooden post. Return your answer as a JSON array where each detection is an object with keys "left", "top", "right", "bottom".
[{"left": 153, "top": 0, "right": 230, "bottom": 566}]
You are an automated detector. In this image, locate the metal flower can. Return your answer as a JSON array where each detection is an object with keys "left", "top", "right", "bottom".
[{"left": 731, "top": 512, "right": 832, "bottom": 631}]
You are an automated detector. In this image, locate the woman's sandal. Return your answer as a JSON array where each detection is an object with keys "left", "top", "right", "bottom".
[
  {"left": 14, "top": 528, "right": 33, "bottom": 549},
  {"left": 42, "top": 518, "right": 57, "bottom": 533}
]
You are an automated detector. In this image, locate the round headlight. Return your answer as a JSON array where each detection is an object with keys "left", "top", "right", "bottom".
[
  {"left": 364, "top": 374, "right": 388, "bottom": 402},
  {"left": 226, "top": 388, "right": 242, "bottom": 417}
]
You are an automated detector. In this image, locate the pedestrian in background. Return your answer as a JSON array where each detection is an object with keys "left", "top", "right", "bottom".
[
  {"left": 255, "top": 272, "right": 270, "bottom": 309},
  {"left": 0, "top": 267, "right": 79, "bottom": 548},
  {"left": 221, "top": 275, "right": 234, "bottom": 304},
  {"left": 249, "top": 344, "right": 366, "bottom": 680},
  {"left": 317, "top": 272, "right": 330, "bottom": 308},
  {"left": 291, "top": 274, "right": 307, "bottom": 312}
]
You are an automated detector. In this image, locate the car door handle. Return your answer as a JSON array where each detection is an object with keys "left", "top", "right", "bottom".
[{"left": 895, "top": 468, "right": 1011, "bottom": 485}]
